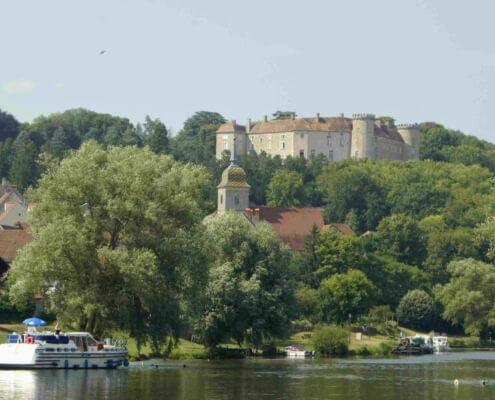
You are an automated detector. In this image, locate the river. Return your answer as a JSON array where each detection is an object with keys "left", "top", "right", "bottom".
[{"left": 1, "top": 351, "right": 495, "bottom": 399}]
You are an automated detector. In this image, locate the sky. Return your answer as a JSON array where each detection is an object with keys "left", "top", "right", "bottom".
[{"left": 1, "top": 0, "right": 495, "bottom": 140}]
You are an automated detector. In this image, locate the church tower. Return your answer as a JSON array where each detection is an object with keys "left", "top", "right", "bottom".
[{"left": 217, "top": 138, "right": 250, "bottom": 213}]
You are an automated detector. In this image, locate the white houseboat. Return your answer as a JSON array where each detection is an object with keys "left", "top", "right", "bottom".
[{"left": 0, "top": 325, "right": 128, "bottom": 369}]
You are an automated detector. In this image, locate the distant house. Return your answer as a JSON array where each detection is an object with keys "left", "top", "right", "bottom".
[
  {"left": 215, "top": 141, "right": 353, "bottom": 251},
  {"left": 0, "top": 179, "right": 31, "bottom": 275},
  {"left": 0, "top": 179, "right": 28, "bottom": 229},
  {"left": 0, "top": 224, "right": 31, "bottom": 277}
]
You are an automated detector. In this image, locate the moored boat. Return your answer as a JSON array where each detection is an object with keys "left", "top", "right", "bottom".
[
  {"left": 0, "top": 318, "right": 128, "bottom": 369},
  {"left": 283, "top": 345, "right": 315, "bottom": 358},
  {"left": 392, "top": 336, "right": 433, "bottom": 355},
  {"left": 432, "top": 336, "right": 450, "bottom": 352}
]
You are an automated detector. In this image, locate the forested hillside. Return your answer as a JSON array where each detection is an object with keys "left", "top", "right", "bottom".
[{"left": 3, "top": 107, "right": 495, "bottom": 343}]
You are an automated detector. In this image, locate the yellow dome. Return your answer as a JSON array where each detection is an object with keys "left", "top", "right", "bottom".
[{"left": 217, "top": 165, "right": 250, "bottom": 188}]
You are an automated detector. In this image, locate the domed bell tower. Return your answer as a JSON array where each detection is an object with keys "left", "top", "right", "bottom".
[{"left": 217, "top": 137, "right": 250, "bottom": 213}]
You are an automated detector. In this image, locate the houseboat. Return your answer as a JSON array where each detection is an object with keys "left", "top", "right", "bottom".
[{"left": 0, "top": 322, "right": 128, "bottom": 369}]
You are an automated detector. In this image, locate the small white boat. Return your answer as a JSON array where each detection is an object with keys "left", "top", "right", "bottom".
[
  {"left": 432, "top": 336, "right": 450, "bottom": 352},
  {"left": 283, "top": 346, "right": 314, "bottom": 358},
  {"left": 0, "top": 329, "right": 128, "bottom": 369}
]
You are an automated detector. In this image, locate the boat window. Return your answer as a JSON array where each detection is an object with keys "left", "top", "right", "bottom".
[
  {"left": 82, "top": 337, "right": 88, "bottom": 352},
  {"left": 46, "top": 348, "right": 55, "bottom": 352},
  {"left": 87, "top": 336, "right": 98, "bottom": 347}
]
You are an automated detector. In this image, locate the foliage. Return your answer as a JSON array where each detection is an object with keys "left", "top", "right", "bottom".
[
  {"left": 312, "top": 325, "right": 349, "bottom": 356},
  {"left": 0, "top": 109, "right": 20, "bottom": 141},
  {"left": 266, "top": 169, "right": 306, "bottom": 207},
  {"left": 142, "top": 115, "right": 169, "bottom": 154},
  {"left": 8, "top": 140, "right": 39, "bottom": 192},
  {"left": 375, "top": 214, "right": 427, "bottom": 267},
  {"left": 196, "top": 212, "right": 294, "bottom": 348},
  {"left": 435, "top": 259, "right": 495, "bottom": 338},
  {"left": 272, "top": 111, "right": 295, "bottom": 120},
  {"left": 319, "top": 269, "right": 376, "bottom": 324},
  {"left": 7, "top": 142, "right": 209, "bottom": 352},
  {"left": 396, "top": 290, "right": 435, "bottom": 330},
  {"left": 172, "top": 111, "right": 225, "bottom": 166}
]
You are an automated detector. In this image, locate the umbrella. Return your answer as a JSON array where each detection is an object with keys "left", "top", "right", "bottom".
[{"left": 22, "top": 317, "right": 46, "bottom": 327}]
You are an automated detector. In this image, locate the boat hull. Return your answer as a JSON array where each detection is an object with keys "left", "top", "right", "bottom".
[{"left": 0, "top": 343, "right": 128, "bottom": 370}]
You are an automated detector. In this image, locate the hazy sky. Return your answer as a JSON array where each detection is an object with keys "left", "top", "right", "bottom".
[{"left": 1, "top": 0, "right": 494, "bottom": 140}]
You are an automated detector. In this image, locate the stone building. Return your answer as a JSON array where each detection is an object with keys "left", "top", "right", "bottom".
[{"left": 216, "top": 113, "right": 419, "bottom": 162}]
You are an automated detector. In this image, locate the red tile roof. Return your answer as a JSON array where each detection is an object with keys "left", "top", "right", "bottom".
[
  {"left": 322, "top": 223, "right": 354, "bottom": 235},
  {"left": 0, "top": 229, "right": 32, "bottom": 263},
  {"left": 246, "top": 207, "right": 325, "bottom": 251}
]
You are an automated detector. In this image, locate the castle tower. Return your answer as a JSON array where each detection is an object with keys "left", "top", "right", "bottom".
[
  {"left": 215, "top": 120, "right": 248, "bottom": 160},
  {"left": 350, "top": 114, "right": 376, "bottom": 160},
  {"left": 397, "top": 124, "right": 420, "bottom": 160},
  {"left": 217, "top": 138, "right": 250, "bottom": 213}
]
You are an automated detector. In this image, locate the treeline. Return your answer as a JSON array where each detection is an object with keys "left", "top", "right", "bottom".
[{"left": 3, "top": 107, "right": 495, "bottom": 343}]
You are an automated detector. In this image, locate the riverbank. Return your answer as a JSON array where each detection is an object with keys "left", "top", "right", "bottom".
[{"left": 2, "top": 322, "right": 494, "bottom": 360}]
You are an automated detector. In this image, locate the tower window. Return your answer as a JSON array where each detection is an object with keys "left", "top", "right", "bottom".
[
  {"left": 281, "top": 142, "right": 286, "bottom": 150},
  {"left": 220, "top": 194, "right": 223, "bottom": 205}
]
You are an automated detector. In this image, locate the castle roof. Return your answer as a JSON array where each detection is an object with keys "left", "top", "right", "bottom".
[
  {"left": 217, "top": 165, "right": 250, "bottom": 189},
  {"left": 217, "top": 115, "right": 405, "bottom": 142}
]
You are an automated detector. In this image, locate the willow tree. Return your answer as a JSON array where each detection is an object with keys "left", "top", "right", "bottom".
[{"left": 7, "top": 141, "right": 209, "bottom": 351}]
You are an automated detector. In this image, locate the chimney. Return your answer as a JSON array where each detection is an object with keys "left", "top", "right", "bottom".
[
  {"left": 291, "top": 112, "right": 295, "bottom": 120},
  {"left": 316, "top": 112, "right": 320, "bottom": 121},
  {"left": 246, "top": 118, "right": 251, "bottom": 133},
  {"left": 339, "top": 113, "right": 344, "bottom": 118},
  {"left": 264, "top": 115, "right": 268, "bottom": 122}
]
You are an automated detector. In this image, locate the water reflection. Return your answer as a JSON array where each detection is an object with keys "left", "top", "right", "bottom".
[{"left": 0, "top": 354, "right": 495, "bottom": 399}]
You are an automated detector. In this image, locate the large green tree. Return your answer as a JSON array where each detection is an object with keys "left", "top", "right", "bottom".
[
  {"left": 319, "top": 269, "right": 376, "bottom": 324},
  {"left": 196, "top": 212, "right": 294, "bottom": 348},
  {"left": 0, "top": 109, "right": 20, "bottom": 141},
  {"left": 435, "top": 259, "right": 495, "bottom": 338},
  {"left": 7, "top": 142, "right": 209, "bottom": 351},
  {"left": 266, "top": 169, "right": 306, "bottom": 207}
]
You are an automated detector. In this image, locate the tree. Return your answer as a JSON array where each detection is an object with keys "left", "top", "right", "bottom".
[
  {"left": 143, "top": 116, "right": 169, "bottom": 154},
  {"left": 197, "top": 212, "right": 294, "bottom": 348},
  {"left": 318, "top": 163, "right": 389, "bottom": 234},
  {"left": 0, "top": 138, "right": 14, "bottom": 178},
  {"left": 435, "top": 259, "right": 495, "bottom": 338},
  {"left": 396, "top": 290, "right": 435, "bottom": 330},
  {"left": 8, "top": 140, "right": 39, "bottom": 192},
  {"left": 375, "top": 214, "right": 427, "bottom": 267},
  {"left": 266, "top": 169, "right": 306, "bottom": 207},
  {"left": 319, "top": 269, "right": 376, "bottom": 324},
  {"left": 0, "top": 109, "right": 20, "bottom": 141},
  {"left": 172, "top": 111, "right": 225, "bottom": 165},
  {"left": 49, "top": 127, "right": 72, "bottom": 158},
  {"left": 7, "top": 142, "right": 209, "bottom": 351},
  {"left": 272, "top": 111, "right": 295, "bottom": 120},
  {"left": 314, "top": 230, "right": 363, "bottom": 280}
]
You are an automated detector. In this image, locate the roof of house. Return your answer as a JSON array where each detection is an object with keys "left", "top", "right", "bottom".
[
  {"left": 247, "top": 207, "right": 325, "bottom": 251},
  {"left": 0, "top": 202, "right": 27, "bottom": 226},
  {"left": 322, "top": 223, "right": 355, "bottom": 235},
  {"left": 0, "top": 228, "right": 32, "bottom": 263},
  {"left": 0, "top": 181, "right": 27, "bottom": 207}
]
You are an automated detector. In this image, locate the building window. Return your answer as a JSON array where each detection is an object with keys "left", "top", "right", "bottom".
[
  {"left": 328, "top": 150, "right": 334, "bottom": 161},
  {"left": 281, "top": 134, "right": 285, "bottom": 140},
  {"left": 268, "top": 141, "right": 272, "bottom": 150},
  {"left": 280, "top": 141, "right": 286, "bottom": 150},
  {"left": 327, "top": 135, "right": 331, "bottom": 146},
  {"left": 223, "top": 142, "right": 228, "bottom": 150},
  {"left": 340, "top": 133, "right": 344, "bottom": 146},
  {"left": 223, "top": 135, "right": 228, "bottom": 140},
  {"left": 299, "top": 150, "right": 304, "bottom": 157},
  {"left": 220, "top": 194, "right": 223, "bottom": 205},
  {"left": 234, "top": 195, "right": 239, "bottom": 205},
  {"left": 300, "top": 133, "right": 304, "bottom": 139},
  {"left": 259, "top": 137, "right": 263, "bottom": 144},
  {"left": 310, "top": 150, "right": 315, "bottom": 158}
]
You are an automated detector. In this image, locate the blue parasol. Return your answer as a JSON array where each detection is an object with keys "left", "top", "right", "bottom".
[{"left": 22, "top": 317, "right": 46, "bottom": 327}]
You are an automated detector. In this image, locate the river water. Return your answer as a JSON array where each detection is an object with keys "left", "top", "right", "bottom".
[{"left": 2, "top": 351, "right": 495, "bottom": 399}]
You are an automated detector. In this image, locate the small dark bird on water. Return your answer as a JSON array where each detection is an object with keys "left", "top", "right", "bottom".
[{"left": 99, "top": 50, "right": 106, "bottom": 55}]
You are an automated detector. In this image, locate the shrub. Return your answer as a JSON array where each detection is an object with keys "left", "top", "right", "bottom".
[
  {"left": 397, "top": 290, "right": 434, "bottom": 330},
  {"left": 261, "top": 341, "right": 277, "bottom": 356},
  {"left": 312, "top": 325, "right": 349, "bottom": 356}
]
